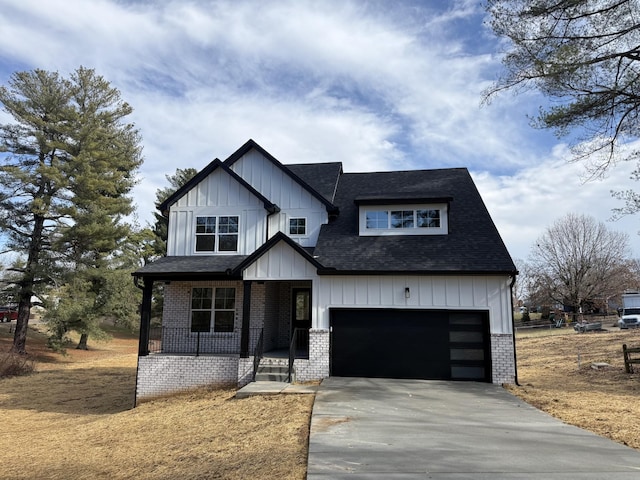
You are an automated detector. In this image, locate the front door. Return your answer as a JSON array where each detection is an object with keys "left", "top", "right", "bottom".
[{"left": 292, "top": 288, "right": 311, "bottom": 353}]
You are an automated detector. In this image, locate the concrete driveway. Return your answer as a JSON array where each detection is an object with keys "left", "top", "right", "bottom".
[{"left": 307, "top": 377, "right": 640, "bottom": 479}]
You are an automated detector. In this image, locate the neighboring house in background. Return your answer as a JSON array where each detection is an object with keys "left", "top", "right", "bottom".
[{"left": 133, "top": 139, "right": 518, "bottom": 402}]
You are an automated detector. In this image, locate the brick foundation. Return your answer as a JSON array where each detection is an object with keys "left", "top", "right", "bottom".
[
  {"left": 136, "top": 355, "right": 239, "bottom": 401},
  {"left": 491, "top": 333, "right": 516, "bottom": 384},
  {"left": 294, "top": 329, "right": 329, "bottom": 382}
]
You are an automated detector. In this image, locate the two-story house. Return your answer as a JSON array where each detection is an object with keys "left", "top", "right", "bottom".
[{"left": 133, "top": 139, "right": 518, "bottom": 402}]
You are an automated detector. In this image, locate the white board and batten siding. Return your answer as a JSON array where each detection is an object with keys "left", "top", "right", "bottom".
[
  {"left": 229, "top": 150, "right": 329, "bottom": 247},
  {"left": 243, "top": 241, "right": 319, "bottom": 281},
  {"left": 167, "top": 168, "right": 268, "bottom": 256},
  {"left": 241, "top": 241, "right": 323, "bottom": 334},
  {"left": 316, "top": 275, "right": 513, "bottom": 334}
]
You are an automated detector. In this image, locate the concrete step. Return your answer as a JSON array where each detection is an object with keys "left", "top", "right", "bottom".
[
  {"left": 260, "top": 357, "right": 289, "bottom": 366},
  {"left": 257, "top": 364, "right": 288, "bottom": 374},
  {"left": 255, "top": 362, "right": 291, "bottom": 382},
  {"left": 255, "top": 372, "right": 289, "bottom": 382}
]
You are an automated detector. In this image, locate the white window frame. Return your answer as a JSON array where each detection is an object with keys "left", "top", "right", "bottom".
[
  {"left": 190, "top": 287, "right": 236, "bottom": 333},
  {"left": 194, "top": 215, "right": 239, "bottom": 253},
  {"left": 358, "top": 203, "right": 448, "bottom": 236}
]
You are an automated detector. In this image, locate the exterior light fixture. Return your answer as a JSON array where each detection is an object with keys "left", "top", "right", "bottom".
[{"left": 405, "top": 287, "right": 410, "bottom": 299}]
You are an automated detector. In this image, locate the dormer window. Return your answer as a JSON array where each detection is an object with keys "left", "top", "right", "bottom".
[
  {"left": 417, "top": 209, "right": 440, "bottom": 228},
  {"left": 366, "top": 209, "right": 441, "bottom": 230},
  {"left": 390, "top": 210, "right": 414, "bottom": 228},
  {"left": 359, "top": 203, "right": 448, "bottom": 236},
  {"left": 365, "top": 211, "right": 388, "bottom": 229}
]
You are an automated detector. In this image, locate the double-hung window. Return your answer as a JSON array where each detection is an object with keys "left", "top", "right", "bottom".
[
  {"left": 195, "top": 216, "right": 239, "bottom": 252},
  {"left": 190, "top": 287, "right": 235, "bottom": 333}
]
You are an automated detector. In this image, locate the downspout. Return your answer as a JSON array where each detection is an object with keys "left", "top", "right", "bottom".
[{"left": 509, "top": 273, "right": 520, "bottom": 386}]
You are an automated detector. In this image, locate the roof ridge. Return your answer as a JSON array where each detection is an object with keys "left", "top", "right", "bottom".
[
  {"left": 224, "top": 139, "right": 339, "bottom": 213},
  {"left": 341, "top": 167, "right": 468, "bottom": 175}
]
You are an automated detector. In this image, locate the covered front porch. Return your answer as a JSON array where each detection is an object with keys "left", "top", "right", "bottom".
[
  {"left": 132, "top": 234, "right": 329, "bottom": 401},
  {"left": 138, "top": 279, "right": 312, "bottom": 361},
  {"left": 134, "top": 275, "right": 322, "bottom": 401}
]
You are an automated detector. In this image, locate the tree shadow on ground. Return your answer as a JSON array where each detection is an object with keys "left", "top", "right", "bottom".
[{"left": 0, "top": 365, "right": 137, "bottom": 415}]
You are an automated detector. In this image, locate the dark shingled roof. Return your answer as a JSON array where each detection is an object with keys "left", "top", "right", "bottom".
[
  {"left": 313, "top": 168, "right": 516, "bottom": 274},
  {"left": 135, "top": 146, "right": 516, "bottom": 278},
  {"left": 287, "top": 162, "right": 343, "bottom": 203},
  {"left": 134, "top": 255, "right": 247, "bottom": 279}
]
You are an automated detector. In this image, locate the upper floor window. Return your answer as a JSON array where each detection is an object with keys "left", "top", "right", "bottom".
[
  {"left": 360, "top": 204, "right": 447, "bottom": 236},
  {"left": 195, "top": 215, "right": 239, "bottom": 252},
  {"left": 365, "top": 211, "right": 388, "bottom": 229},
  {"left": 289, "top": 217, "right": 307, "bottom": 236},
  {"left": 417, "top": 209, "right": 440, "bottom": 228}
]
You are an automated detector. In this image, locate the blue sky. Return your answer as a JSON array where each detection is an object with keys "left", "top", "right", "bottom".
[{"left": 1, "top": 0, "right": 639, "bottom": 262}]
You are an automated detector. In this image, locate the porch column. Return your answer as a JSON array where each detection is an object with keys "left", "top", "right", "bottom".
[
  {"left": 240, "top": 280, "right": 252, "bottom": 358},
  {"left": 138, "top": 278, "right": 154, "bottom": 356}
]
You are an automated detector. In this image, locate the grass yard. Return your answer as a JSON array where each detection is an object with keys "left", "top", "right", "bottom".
[
  {"left": 2, "top": 321, "right": 640, "bottom": 480},
  {"left": 0, "top": 323, "right": 314, "bottom": 480},
  {"left": 509, "top": 327, "right": 640, "bottom": 450}
]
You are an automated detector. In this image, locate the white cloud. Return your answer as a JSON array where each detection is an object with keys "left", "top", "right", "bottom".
[
  {"left": 473, "top": 143, "right": 640, "bottom": 262},
  {"left": 1, "top": 0, "right": 638, "bottom": 256},
  {"left": 0, "top": 0, "right": 548, "bottom": 170}
]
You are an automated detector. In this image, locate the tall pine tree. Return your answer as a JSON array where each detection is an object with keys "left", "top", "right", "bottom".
[{"left": 0, "top": 67, "right": 143, "bottom": 354}]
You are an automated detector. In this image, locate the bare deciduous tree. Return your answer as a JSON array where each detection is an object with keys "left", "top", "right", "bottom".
[{"left": 528, "top": 213, "right": 631, "bottom": 313}]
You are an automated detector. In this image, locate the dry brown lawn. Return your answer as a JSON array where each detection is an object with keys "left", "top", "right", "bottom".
[
  {"left": 0, "top": 323, "right": 314, "bottom": 480},
  {"left": 508, "top": 326, "right": 640, "bottom": 450},
  {"left": 3, "top": 320, "right": 640, "bottom": 479}
]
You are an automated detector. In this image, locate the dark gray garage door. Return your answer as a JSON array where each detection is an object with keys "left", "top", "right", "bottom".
[{"left": 330, "top": 309, "right": 491, "bottom": 382}]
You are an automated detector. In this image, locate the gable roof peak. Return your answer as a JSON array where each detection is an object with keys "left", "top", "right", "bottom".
[
  {"left": 224, "top": 139, "right": 339, "bottom": 214},
  {"left": 157, "top": 156, "right": 278, "bottom": 215}
]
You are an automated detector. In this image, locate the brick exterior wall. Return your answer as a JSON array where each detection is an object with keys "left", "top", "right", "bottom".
[
  {"left": 294, "top": 329, "right": 329, "bottom": 382},
  {"left": 135, "top": 280, "right": 265, "bottom": 402},
  {"left": 237, "top": 357, "right": 255, "bottom": 388},
  {"left": 136, "top": 355, "right": 258, "bottom": 401},
  {"left": 136, "top": 355, "right": 239, "bottom": 400},
  {"left": 163, "top": 280, "right": 244, "bottom": 330},
  {"left": 159, "top": 280, "right": 264, "bottom": 354},
  {"left": 491, "top": 333, "right": 516, "bottom": 384},
  {"left": 136, "top": 280, "right": 515, "bottom": 402}
]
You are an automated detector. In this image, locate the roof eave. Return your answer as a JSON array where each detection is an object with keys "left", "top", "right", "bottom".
[
  {"left": 316, "top": 268, "right": 518, "bottom": 276},
  {"left": 131, "top": 271, "right": 244, "bottom": 281},
  {"left": 354, "top": 196, "right": 453, "bottom": 205}
]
